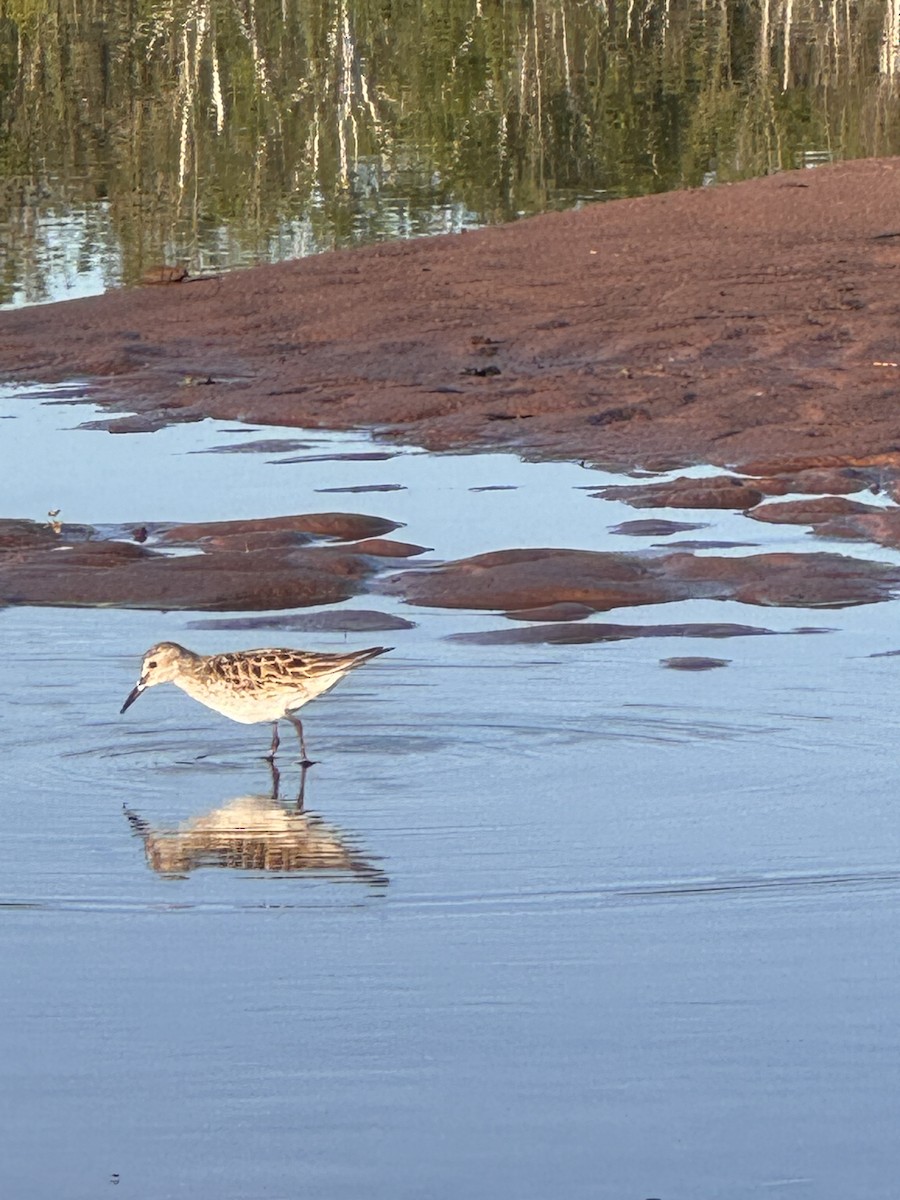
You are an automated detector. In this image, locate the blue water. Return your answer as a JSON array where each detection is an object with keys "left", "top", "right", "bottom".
[{"left": 2, "top": 383, "right": 900, "bottom": 1199}]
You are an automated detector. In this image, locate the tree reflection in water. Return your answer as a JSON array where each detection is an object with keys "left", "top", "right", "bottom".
[{"left": 1, "top": 0, "right": 900, "bottom": 302}]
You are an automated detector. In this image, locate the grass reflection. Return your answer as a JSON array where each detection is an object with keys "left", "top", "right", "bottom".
[{"left": 1, "top": 0, "right": 899, "bottom": 300}]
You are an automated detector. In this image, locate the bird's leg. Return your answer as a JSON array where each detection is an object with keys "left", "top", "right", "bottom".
[
  {"left": 123, "top": 806, "right": 150, "bottom": 838},
  {"left": 287, "top": 714, "right": 314, "bottom": 766},
  {"left": 268, "top": 757, "right": 281, "bottom": 801},
  {"left": 266, "top": 721, "right": 280, "bottom": 762},
  {"left": 296, "top": 763, "right": 309, "bottom": 812}
]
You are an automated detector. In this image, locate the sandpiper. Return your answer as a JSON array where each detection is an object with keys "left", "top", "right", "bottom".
[{"left": 120, "top": 642, "right": 391, "bottom": 762}]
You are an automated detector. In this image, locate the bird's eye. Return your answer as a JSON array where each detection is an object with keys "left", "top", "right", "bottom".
[{"left": 148, "top": 660, "right": 157, "bottom": 669}]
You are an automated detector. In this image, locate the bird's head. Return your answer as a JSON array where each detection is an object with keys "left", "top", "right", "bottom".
[{"left": 120, "top": 642, "right": 193, "bottom": 713}]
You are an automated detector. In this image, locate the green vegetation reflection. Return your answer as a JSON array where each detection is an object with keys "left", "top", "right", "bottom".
[{"left": 1, "top": 0, "right": 899, "bottom": 300}]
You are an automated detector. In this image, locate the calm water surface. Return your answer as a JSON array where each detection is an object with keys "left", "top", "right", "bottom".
[{"left": 1, "top": 384, "right": 900, "bottom": 1196}]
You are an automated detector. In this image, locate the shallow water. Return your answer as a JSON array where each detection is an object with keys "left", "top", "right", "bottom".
[{"left": 3, "top": 384, "right": 900, "bottom": 1197}]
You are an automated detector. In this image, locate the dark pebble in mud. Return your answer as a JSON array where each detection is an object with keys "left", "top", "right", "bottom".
[
  {"left": 315, "top": 484, "right": 407, "bottom": 494},
  {"left": 610, "top": 519, "right": 708, "bottom": 536},
  {"left": 191, "top": 439, "right": 314, "bottom": 455},
  {"left": 661, "top": 656, "right": 731, "bottom": 670},
  {"left": 448, "top": 622, "right": 778, "bottom": 646},
  {"left": 188, "top": 610, "right": 415, "bottom": 633}
]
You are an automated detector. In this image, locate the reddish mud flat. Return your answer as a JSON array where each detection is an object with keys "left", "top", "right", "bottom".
[
  {"left": 384, "top": 546, "right": 900, "bottom": 612},
  {"left": 0, "top": 513, "right": 415, "bottom": 611},
  {"left": 595, "top": 466, "right": 900, "bottom": 552},
  {"left": 3, "top": 160, "right": 900, "bottom": 472}
]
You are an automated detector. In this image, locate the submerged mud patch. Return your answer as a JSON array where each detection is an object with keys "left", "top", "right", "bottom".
[
  {"left": 190, "top": 439, "right": 315, "bottom": 455},
  {"left": 446, "top": 622, "right": 800, "bottom": 646},
  {"left": 661, "top": 656, "right": 731, "bottom": 671},
  {"left": 504, "top": 602, "right": 597, "bottom": 623},
  {"left": 609, "top": 519, "right": 709, "bottom": 537},
  {"left": 188, "top": 610, "right": 416, "bottom": 633},
  {"left": 314, "top": 484, "right": 407, "bottom": 494}
]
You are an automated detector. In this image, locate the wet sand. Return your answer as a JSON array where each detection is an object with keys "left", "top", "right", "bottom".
[{"left": 3, "top": 159, "right": 900, "bottom": 472}]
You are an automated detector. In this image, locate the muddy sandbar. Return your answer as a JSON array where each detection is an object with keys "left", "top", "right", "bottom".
[{"left": 3, "top": 160, "right": 900, "bottom": 472}]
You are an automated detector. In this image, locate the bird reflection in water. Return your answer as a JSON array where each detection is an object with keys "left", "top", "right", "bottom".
[{"left": 124, "top": 765, "right": 387, "bottom": 886}]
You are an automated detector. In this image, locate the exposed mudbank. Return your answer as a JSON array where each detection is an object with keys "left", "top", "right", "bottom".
[
  {"left": 385, "top": 547, "right": 900, "bottom": 613},
  {"left": 4, "top": 161, "right": 900, "bottom": 473},
  {"left": 6, "top": 505, "right": 897, "bottom": 618},
  {"left": 599, "top": 466, "right": 900, "bottom": 552},
  {"left": 0, "top": 513, "right": 415, "bottom": 611}
]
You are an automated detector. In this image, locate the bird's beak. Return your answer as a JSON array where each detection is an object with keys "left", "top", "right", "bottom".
[{"left": 120, "top": 678, "right": 147, "bottom": 714}]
